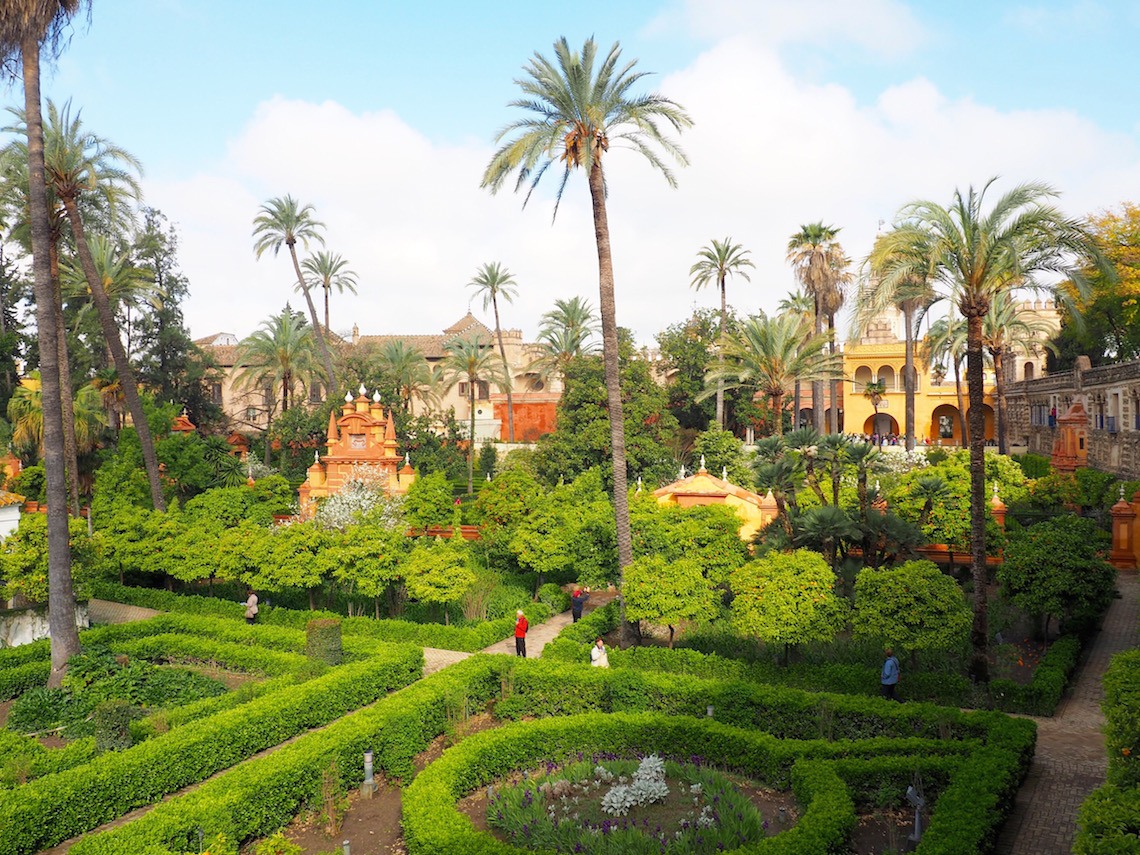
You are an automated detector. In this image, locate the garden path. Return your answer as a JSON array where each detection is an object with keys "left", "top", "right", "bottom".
[{"left": 995, "top": 570, "right": 1138, "bottom": 855}]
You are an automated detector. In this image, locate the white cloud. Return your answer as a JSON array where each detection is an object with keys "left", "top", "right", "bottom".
[{"left": 153, "top": 28, "right": 1139, "bottom": 353}]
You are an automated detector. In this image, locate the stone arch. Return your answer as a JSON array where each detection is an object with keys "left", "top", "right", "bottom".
[
  {"left": 877, "top": 365, "right": 896, "bottom": 390},
  {"left": 931, "top": 404, "right": 963, "bottom": 445}
]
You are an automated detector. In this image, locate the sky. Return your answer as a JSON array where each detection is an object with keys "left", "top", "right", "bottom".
[{"left": 7, "top": 0, "right": 1140, "bottom": 347}]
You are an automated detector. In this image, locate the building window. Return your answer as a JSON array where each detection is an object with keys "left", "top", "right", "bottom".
[
  {"left": 309, "top": 383, "right": 323, "bottom": 404},
  {"left": 458, "top": 381, "right": 490, "bottom": 400},
  {"left": 211, "top": 383, "right": 223, "bottom": 404}
]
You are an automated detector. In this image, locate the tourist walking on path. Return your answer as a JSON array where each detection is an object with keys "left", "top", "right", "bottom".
[
  {"left": 514, "top": 609, "right": 528, "bottom": 657},
  {"left": 590, "top": 637, "right": 609, "bottom": 668},
  {"left": 880, "top": 647, "right": 900, "bottom": 700},
  {"left": 571, "top": 586, "right": 591, "bottom": 622},
  {"left": 244, "top": 590, "right": 259, "bottom": 625}
]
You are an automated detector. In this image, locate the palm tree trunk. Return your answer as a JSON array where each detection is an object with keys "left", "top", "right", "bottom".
[
  {"left": 828, "top": 314, "right": 838, "bottom": 434},
  {"left": 288, "top": 246, "right": 338, "bottom": 395},
  {"left": 792, "top": 381, "right": 801, "bottom": 431},
  {"left": 324, "top": 284, "right": 331, "bottom": 332},
  {"left": 587, "top": 161, "right": 634, "bottom": 649},
  {"left": 965, "top": 311, "right": 989, "bottom": 683},
  {"left": 467, "top": 384, "right": 475, "bottom": 493},
  {"left": 771, "top": 390, "right": 785, "bottom": 436},
  {"left": 811, "top": 302, "right": 824, "bottom": 433},
  {"left": 716, "top": 278, "right": 726, "bottom": 429},
  {"left": 61, "top": 197, "right": 166, "bottom": 512},
  {"left": 993, "top": 348, "right": 1008, "bottom": 455},
  {"left": 903, "top": 304, "right": 916, "bottom": 451},
  {"left": 22, "top": 34, "right": 79, "bottom": 685},
  {"left": 953, "top": 357, "right": 967, "bottom": 446},
  {"left": 48, "top": 246, "right": 80, "bottom": 516},
  {"left": 492, "top": 298, "right": 515, "bottom": 443}
]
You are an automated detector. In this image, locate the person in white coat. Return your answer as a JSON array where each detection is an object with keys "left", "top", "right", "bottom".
[{"left": 590, "top": 637, "right": 609, "bottom": 668}]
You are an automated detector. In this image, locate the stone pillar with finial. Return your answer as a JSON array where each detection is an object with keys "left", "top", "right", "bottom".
[
  {"left": 1110, "top": 484, "right": 1137, "bottom": 570},
  {"left": 990, "top": 484, "right": 1007, "bottom": 530}
]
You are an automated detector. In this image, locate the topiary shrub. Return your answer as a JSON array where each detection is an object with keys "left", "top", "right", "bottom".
[
  {"left": 305, "top": 619, "right": 343, "bottom": 666},
  {"left": 536, "top": 583, "right": 570, "bottom": 614},
  {"left": 94, "top": 700, "right": 134, "bottom": 753}
]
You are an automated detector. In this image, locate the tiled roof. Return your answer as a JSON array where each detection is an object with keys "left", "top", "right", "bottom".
[{"left": 0, "top": 490, "right": 25, "bottom": 507}]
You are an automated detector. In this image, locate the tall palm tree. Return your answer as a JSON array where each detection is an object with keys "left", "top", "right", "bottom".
[
  {"left": 862, "top": 225, "right": 938, "bottom": 450},
  {"left": 690, "top": 237, "right": 753, "bottom": 428},
  {"left": 786, "top": 223, "right": 850, "bottom": 433},
  {"left": 61, "top": 232, "right": 154, "bottom": 355},
  {"left": 0, "top": 0, "right": 88, "bottom": 681},
  {"left": 300, "top": 249, "right": 357, "bottom": 333},
  {"left": 235, "top": 309, "right": 316, "bottom": 417},
  {"left": 252, "top": 196, "right": 338, "bottom": 394},
  {"left": 982, "top": 291, "right": 1058, "bottom": 453},
  {"left": 863, "top": 379, "right": 887, "bottom": 424},
  {"left": 703, "top": 311, "right": 841, "bottom": 437},
  {"left": 38, "top": 101, "right": 168, "bottom": 512},
  {"left": 891, "top": 179, "right": 1107, "bottom": 682},
  {"left": 482, "top": 36, "right": 691, "bottom": 645},
  {"left": 467, "top": 261, "right": 519, "bottom": 442},
  {"left": 438, "top": 332, "right": 509, "bottom": 494},
  {"left": 376, "top": 339, "right": 436, "bottom": 412},
  {"left": 777, "top": 289, "right": 814, "bottom": 429}
]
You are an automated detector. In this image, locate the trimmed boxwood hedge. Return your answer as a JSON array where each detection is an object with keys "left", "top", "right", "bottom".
[
  {"left": 68, "top": 656, "right": 507, "bottom": 855},
  {"left": 67, "top": 655, "right": 1034, "bottom": 855},
  {"left": 401, "top": 712, "right": 860, "bottom": 854},
  {"left": 91, "top": 581, "right": 552, "bottom": 652},
  {"left": 0, "top": 643, "right": 423, "bottom": 855},
  {"left": 1075, "top": 648, "right": 1140, "bottom": 854}
]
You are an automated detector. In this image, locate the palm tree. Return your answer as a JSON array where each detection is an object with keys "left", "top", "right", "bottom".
[
  {"left": 786, "top": 223, "right": 851, "bottom": 433},
  {"left": 300, "top": 249, "right": 357, "bottom": 333},
  {"left": 467, "top": 261, "right": 519, "bottom": 442},
  {"left": 690, "top": 237, "right": 753, "bottom": 428},
  {"left": 438, "top": 332, "right": 509, "bottom": 494},
  {"left": 777, "top": 289, "right": 814, "bottom": 429},
  {"left": 61, "top": 232, "right": 154, "bottom": 356},
  {"left": 528, "top": 296, "right": 599, "bottom": 385},
  {"left": 8, "top": 372, "right": 104, "bottom": 457},
  {"left": 482, "top": 37, "right": 691, "bottom": 644},
  {"left": 862, "top": 225, "right": 938, "bottom": 450},
  {"left": 235, "top": 309, "right": 316, "bottom": 417},
  {"left": 982, "top": 292, "right": 1059, "bottom": 453},
  {"left": 252, "top": 196, "right": 338, "bottom": 394},
  {"left": 911, "top": 474, "right": 950, "bottom": 528},
  {"left": 0, "top": 0, "right": 87, "bottom": 684},
  {"left": 703, "top": 311, "right": 841, "bottom": 437},
  {"left": 38, "top": 100, "right": 168, "bottom": 512},
  {"left": 863, "top": 379, "right": 887, "bottom": 423},
  {"left": 891, "top": 179, "right": 1107, "bottom": 682},
  {"left": 376, "top": 339, "right": 436, "bottom": 412}
]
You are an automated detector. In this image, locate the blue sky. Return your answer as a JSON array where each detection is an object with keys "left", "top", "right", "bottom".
[{"left": 10, "top": 0, "right": 1140, "bottom": 343}]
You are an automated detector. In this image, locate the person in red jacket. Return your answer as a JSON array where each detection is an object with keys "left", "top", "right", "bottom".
[{"left": 514, "top": 609, "right": 528, "bottom": 657}]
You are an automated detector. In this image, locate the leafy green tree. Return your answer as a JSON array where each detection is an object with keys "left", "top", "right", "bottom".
[
  {"left": 0, "top": 513, "right": 99, "bottom": 604},
  {"left": 396, "top": 410, "right": 468, "bottom": 482},
  {"left": 730, "top": 549, "right": 849, "bottom": 665},
  {"left": 623, "top": 555, "right": 718, "bottom": 648},
  {"left": 300, "top": 249, "right": 357, "bottom": 333},
  {"left": 247, "top": 521, "right": 330, "bottom": 610},
  {"left": 534, "top": 337, "right": 679, "bottom": 489},
  {"left": 402, "top": 537, "right": 475, "bottom": 625},
  {"left": 998, "top": 516, "right": 1116, "bottom": 640},
  {"left": 629, "top": 494, "right": 748, "bottom": 587},
  {"left": 690, "top": 237, "right": 753, "bottom": 428},
  {"left": 468, "top": 261, "right": 519, "bottom": 442},
  {"left": 252, "top": 195, "right": 338, "bottom": 393},
  {"left": 483, "top": 37, "right": 691, "bottom": 646},
  {"left": 882, "top": 179, "right": 1108, "bottom": 681},
  {"left": 404, "top": 470, "right": 455, "bottom": 530},
  {"left": 853, "top": 560, "right": 971, "bottom": 665},
  {"left": 471, "top": 469, "right": 543, "bottom": 572},
  {"left": 327, "top": 525, "right": 407, "bottom": 619},
  {"left": 690, "top": 424, "right": 752, "bottom": 486}
]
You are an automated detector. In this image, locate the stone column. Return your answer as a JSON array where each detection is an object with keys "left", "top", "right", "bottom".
[{"left": 1112, "top": 492, "right": 1139, "bottom": 570}]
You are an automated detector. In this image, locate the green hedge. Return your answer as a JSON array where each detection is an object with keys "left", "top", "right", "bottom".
[
  {"left": 0, "top": 731, "right": 97, "bottom": 789},
  {"left": 92, "top": 582, "right": 552, "bottom": 652},
  {"left": 991, "top": 635, "right": 1083, "bottom": 716},
  {"left": 1075, "top": 648, "right": 1140, "bottom": 853},
  {"left": 0, "top": 661, "right": 50, "bottom": 701},
  {"left": 402, "top": 713, "right": 859, "bottom": 854},
  {"left": 113, "top": 634, "right": 313, "bottom": 677},
  {"left": 0, "top": 643, "right": 422, "bottom": 855},
  {"left": 68, "top": 656, "right": 507, "bottom": 855},
  {"left": 540, "top": 599, "right": 620, "bottom": 661}
]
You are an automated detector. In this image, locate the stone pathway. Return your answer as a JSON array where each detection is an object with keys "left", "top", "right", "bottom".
[
  {"left": 995, "top": 570, "right": 1139, "bottom": 855},
  {"left": 87, "top": 598, "right": 161, "bottom": 624}
]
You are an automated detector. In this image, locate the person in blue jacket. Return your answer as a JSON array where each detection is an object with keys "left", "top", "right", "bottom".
[{"left": 881, "top": 647, "right": 900, "bottom": 701}]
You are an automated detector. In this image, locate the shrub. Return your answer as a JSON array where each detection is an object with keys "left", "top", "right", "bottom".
[
  {"left": 94, "top": 700, "right": 134, "bottom": 753},
  {"left": 536, "top": 582, "right": 570, "bottom": 613},
  {"left": 1012, "top": 453, "right": 1051, "bottom": 480},
  {"left": 305, "top": 619, "right": 343, "bottom": 665}
]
